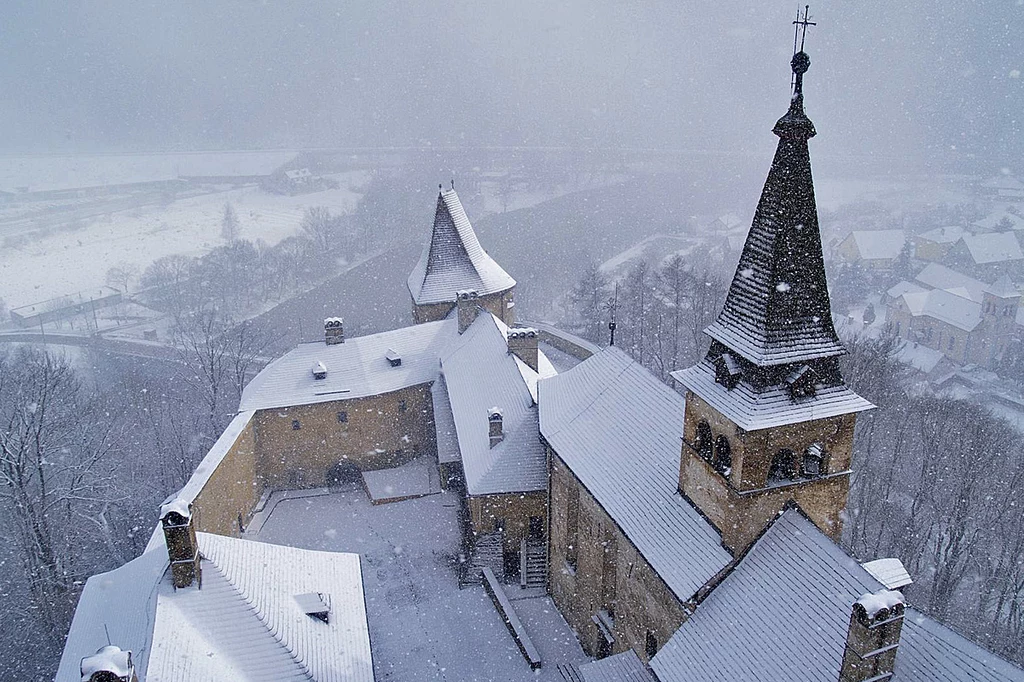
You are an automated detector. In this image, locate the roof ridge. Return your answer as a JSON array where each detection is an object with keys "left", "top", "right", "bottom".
[
  {"left": 205, "top": 548, "right": 315, "bottom": 680},
  {"left": 545, "top": 352, "right": 636, "bottom": 439}
]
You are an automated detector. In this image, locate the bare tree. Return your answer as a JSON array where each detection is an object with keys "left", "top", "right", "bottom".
[
  {"left": 221, "top": 202, "right": 240, "bottom": 242},
  {"left": 567, "top": 262, "right": 608, "bottom": 344},
  {"left": 301, "top": 206, "right": 334, "bottom": 255},
  {"left": 0, "top": 348, "right": 124, "bottom": 639},
  {"left": 105, "top": 261, "right": 140, "bottom": 296}
]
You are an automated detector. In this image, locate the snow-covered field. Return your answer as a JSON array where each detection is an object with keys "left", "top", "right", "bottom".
[
  {"left": 252, "top": 487, "right": 590, "bottom": 681},
  {"left": 0, "top": 150, "right": 299, "bottom": 193},
  {"left": 0, "top": 172, "right": 368, "bottom": 308}
]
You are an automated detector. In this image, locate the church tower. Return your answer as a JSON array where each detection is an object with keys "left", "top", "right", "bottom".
[
  {"left": 672, "top": 38, "right": 873, "bottom": 555},
  {"left": 407, "top": 186, "right": 517, "bottom": 325}
]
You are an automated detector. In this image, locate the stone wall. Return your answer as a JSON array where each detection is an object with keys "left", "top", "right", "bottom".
[
  {"left": 680, "top": 392, "right": 856, "bottom": 553},
  {"left": 190, "top": 417, "right": 259, "bottom": 538},
  {"left": 549, "top": 450, "right": 688, "bottom": 663},
  {"left": 411, "top": 289, "right": 515, "bottom": 327},
  {"left": 468, "top": 491, "right": 547, "bottom": 552},
  {"left": 252, "top": 384, "right": 435, "bottom": 489}
]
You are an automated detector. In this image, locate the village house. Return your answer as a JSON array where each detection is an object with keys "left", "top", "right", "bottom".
[
  {"left": 836, "top": 229, "right": 907, "bottom": 271},
  {"left": 885, "top": 262, "right": 1022, "bottom": 366},
  {"left": 912, "top": 225, "right": 965, "bottom": 262},
  {"left": 946, "top": 231, "right": 1024, "bottom": 279}
]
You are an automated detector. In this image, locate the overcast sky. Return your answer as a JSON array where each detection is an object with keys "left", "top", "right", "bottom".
[{"left": 2, "top": 1, "right": 1021, "bottom": 171}]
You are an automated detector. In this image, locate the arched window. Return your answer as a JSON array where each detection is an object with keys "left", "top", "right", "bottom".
[
  {"left": 768, "top": 449, "right": 796, "bottom": 483},
  {"left": 713, "top": 436, "right": 732, "bottom": 475},
  {"left": 802, "top": 443, "right": 825, "bottom": 477},
  {"left": 695, "top": 420, "right": 713, "bottom": 462}
]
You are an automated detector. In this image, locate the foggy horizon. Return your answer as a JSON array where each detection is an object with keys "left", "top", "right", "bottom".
[{"left": 2, "top": 1, "right": 1021, "bottom": 174}]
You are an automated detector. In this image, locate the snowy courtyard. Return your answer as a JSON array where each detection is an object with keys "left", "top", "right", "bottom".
[{"left": 249, "top": 486, "right": 590, "bottom": 681}]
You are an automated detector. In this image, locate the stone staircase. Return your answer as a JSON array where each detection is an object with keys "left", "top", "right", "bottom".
[
  {"left": 557, "top": 663, "right": 585, "bottom": 682},
  {"left": 460, "top": 530, "right": 505, "bottom": 588},
  {"left": 520, "top": 537, "right": 547, "bottom": 589}
]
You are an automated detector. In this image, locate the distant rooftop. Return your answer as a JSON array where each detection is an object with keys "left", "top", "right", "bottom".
[
  {"left": 961, "top": 232, "right": 1024, "bottom": 264},
  {"left": 845, "top": 229, "right": 906, "bottom": 261}
]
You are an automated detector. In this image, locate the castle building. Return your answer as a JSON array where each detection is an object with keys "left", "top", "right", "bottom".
[{"left": 58, "top": 35, "right": 1024, "bottom": 682}]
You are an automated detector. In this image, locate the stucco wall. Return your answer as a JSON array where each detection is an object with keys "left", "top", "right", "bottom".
[
  {"left": 190, "top": 418, "right": 259, "bottom": 537},
  {"left": 252, "top": 384, "right": 435, "bottom": 489}
]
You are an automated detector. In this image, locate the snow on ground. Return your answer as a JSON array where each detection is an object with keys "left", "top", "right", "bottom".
[
  {"left": 252, "top": 487, "right": 590, "bottom": 681},
  {"left": 0, "top": 172, "right": 368, "bottom": 308}
]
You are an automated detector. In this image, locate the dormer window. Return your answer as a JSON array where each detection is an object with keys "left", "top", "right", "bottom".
[
  {"left": 784, "top": 364, "right": 817, "bottom": 400},
  {"left": 312, "top": 361, "right": 328, "bottom": 380},
  {"left": 294, "top": 592, "right": 331, "bottom": 624},
  {"left": 714, "top": 353, "right": 742, "bottom": 389},
  {"left": 386, "top": 349, "right": 402, "bottom": 367}
]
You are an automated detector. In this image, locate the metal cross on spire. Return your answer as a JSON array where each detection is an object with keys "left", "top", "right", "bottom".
[
  {"left": 792, "top": 5, "right": 816, "bottom": 54},
  {"left": 790, "top": 5, "right": 816, "bottom": 96}
]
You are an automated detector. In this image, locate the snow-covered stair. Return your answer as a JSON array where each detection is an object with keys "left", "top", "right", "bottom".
[
  {"left": 461, "top": 530, "right": 505, "bottom": 587},
  {"left": 520, "top": 537, "right": 547, "bottom": 589}
]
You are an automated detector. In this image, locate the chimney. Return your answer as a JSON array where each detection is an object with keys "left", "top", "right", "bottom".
[
  {"left": 81, "top": 645, "right": 138, "bottom": 682},
  {"left": 160, "top": 498, "right": 201, "bottom": 589},
  {"left": 488, "top": 408, "right": 504, "bottom": 448},
  {"left": 457, "top": 290, "right": 480, "bottom": 333},
  {"left": 839, "top": 589, "right": 905, "bottom": 682},
  {"left": 325, "top": 317, "right": 344, "bottom": 345},
  {"left": 507, "top": 327, "right": 539, "bottom": 372},
  {"left": 312, "top": 361, "right": 328, "bottom": 380}
]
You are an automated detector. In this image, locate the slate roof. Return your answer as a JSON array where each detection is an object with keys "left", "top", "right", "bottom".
[
  {"left": 407, "top": 189, "right": 516, "bottom": 306},
  {"left": 578, "top": 649, "right": 656, "bottom": 682},
  {"left": 987, "top": 274, "right": 1020, "bottom": 299},
  {"left": 650, "top": 510, "right": 1024, "bottom": 682},
  {"left": 239, "top": 318, "right": 457, "bottom": 411},
  {"left": 899, "top": 289, "right": 982, "bottom": 332},
  {"left": 886, "top": 280, "right": 926, "bottom": 300},
  {"left": 672, "top": 360, "right": 874, "bottom": 432},
  {"left": 431, "top": 375, "right": 461, "bottom": 465},
  {"left": 539, "top": 347, "right": 732, "bottom": 601},
  {"left": 57, "top": 534, "right": 373, "bottom": 682},
  {"left": 844, "top": 229, "right": 906, "bottom": 260},
  {"left": 915, "top": 263, "right": 987, "bottom": 303},
  {"left": 440, "top": 313, "right": 555, "bottom": 495},
  {"left": 961, "top": 232, "right": 1024, "bottom": 264},
  {"left": 704, "top": 68, "right": 845, "bottom": 367}
]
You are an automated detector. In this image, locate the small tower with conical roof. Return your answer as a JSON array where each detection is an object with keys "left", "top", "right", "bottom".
[
  {"left": 672, "top": 23, "right": 873, "bottom": 555},
  {"left": 407, "top": 186, "right": 517, "bottom": 325}
]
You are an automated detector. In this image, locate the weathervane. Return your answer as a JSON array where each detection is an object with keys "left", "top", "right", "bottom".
[{"left": 790, "top": 5, "right": 816, "bottom": 97}]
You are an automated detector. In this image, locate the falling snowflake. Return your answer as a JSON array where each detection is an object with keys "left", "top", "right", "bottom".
[
  {"left": 776, "top": 282, "right": 791, "bottom": 292},
  {"left": 740, "top": 268, "right": 754, "bottom": 279}
]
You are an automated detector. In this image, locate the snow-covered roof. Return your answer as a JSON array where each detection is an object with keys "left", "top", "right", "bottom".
[
  {"left": 987, "top": 274, "right": 1020, "bottom": 299},
  {"left": 58, "top": 534, "right": 373, "bottom": 682},
  {"left": 981, "top": 176, "right": 1024, "bottom": 192},
  {"left": 578, "top": 649, "right": 655, "bottom": 682},
  {"left": 893, "top": 340, "right": 947, "bottom": 374},
  {"left": 539, "top": 347, "right": 732, "bottom": 601},
  {"left": 440, "top": 313, "right": 554, "bottom": 495},
  {"left": 431, "top": 375, "right": 461, "bottom": 465},
  {"left": 915, "top": 263, "right": 987, "bottom": 303},
  {"left": 672, "top": 360, "right": 874, "bottom": 432},
  {"left": 239, "top": 319, "right": 457, "bottom": 412},
  {"left": 407, "top": 189, "right": 516, "bottom": 306},
  {"left": 917, "top": 225, "right": 966, "bottom": 245},
  {"left": 861, "top": 558, "right": 913, "bottom": 590},
  {"left": 650, "top": 509, "right": 1024, "bottom": 682},
  {"left": 899, "top": 289, "right": 982, "bottom": 332},
  {"left": 845, "top": 229, "right": 906, "bottom": 260},
  {"left": 961, "top": 232, "right": 1024, "bottom": 264},
  {"left": 972, "top": 211, "right": 1024, "bottom": 232},
  {"left": 886, "top": 280, "right": 926, "bottom": 300}
]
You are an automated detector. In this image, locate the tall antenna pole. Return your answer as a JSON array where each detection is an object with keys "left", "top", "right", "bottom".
[{"left": 608, "top": 282, "right": 618, "bottom": 347}]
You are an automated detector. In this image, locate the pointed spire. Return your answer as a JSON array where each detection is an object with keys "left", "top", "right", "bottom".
[
  {"left": 408, "top": 187, "right": 516, "bottom": 306},
  {"left": 704, "top": 27, "right": 844, "bottom": 367}
]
